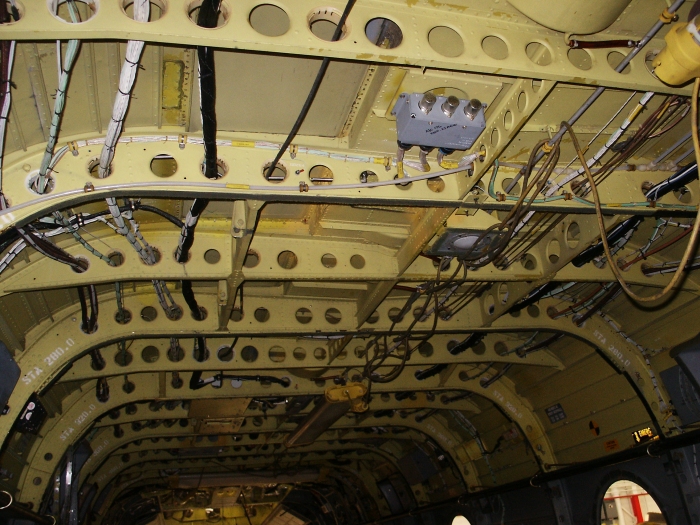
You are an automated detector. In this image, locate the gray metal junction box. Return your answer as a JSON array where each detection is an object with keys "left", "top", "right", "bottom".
[{"left": 391, "top": 92, "right": 486, "bottom": 150}]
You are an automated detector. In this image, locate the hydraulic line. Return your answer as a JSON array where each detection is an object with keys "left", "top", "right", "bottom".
[
  {"left": 651, "top": 131, "right": 692, "bottom": 166},
  {"left": 506, "top": 0, "right": 686, "bottom": 194},
  {"left": 175, "top": 0, "right": 222, "bottom": 263},
  {"left": 189, "top": 371, "right": 290, "bottom": 390},
  {"left": 568, "top": 39, "right": 639, "bottom": 49},
  {"left": 264, "top": 0, "right": 357, "bottom": 180},
  {"left": 563, "top": 80, "right": 700, "bottom": 304},
  {"left": 0, "top": 238, "right": 24, "bottom": 275}
]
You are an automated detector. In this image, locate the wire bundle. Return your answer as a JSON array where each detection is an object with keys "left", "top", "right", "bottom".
[
  {"left": 77, "top": 284, "right": 98, "bottom": 333},
  {"left": 36, "top": 0, "right": 81, "bottom": 193},
  {"left": 175, "top": 0, "right": 222, "bottom": 264},
  {"left": 359, "top": 259, "right": 487, "bottom": 391},
  {"left": 17, "top": 225, "right": 88, "bottom": 273},
  {"left": 0, "top": 0, "right": 17, "bottom": 204},
  {"left": 98, "top": 0, "right": 156, "bottom": 265},
  {"left": 463, "top": 138, "right": 562, "bottom": 269}
]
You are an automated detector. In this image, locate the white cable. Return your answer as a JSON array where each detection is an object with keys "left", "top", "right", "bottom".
[
  {"left": 559, "top": 92, "right": 637, "bottom": 173},
  {"left": 98, "top": 0, "right": 149, "bottom": 179},
  {"left": 97, "top": 0, "right": 154, "bottom": 265},
  {"left": 0, "top": 238, "right": 25, "bottom": 275},
  {"left": 0, "top": 41, "right": 16, "bottom": 196},
  {"left": 547, "top": 92, "right": 655, "bottom": 196}
]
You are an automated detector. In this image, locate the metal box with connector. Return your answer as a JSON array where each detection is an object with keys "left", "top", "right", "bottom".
[{"left": 391, "top": 92, "right": 486, "bottom": 150}]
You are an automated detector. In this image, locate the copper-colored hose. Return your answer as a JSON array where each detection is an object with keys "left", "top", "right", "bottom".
[{"left": 562, "top": 78, "right": 700, "bottom": 303}]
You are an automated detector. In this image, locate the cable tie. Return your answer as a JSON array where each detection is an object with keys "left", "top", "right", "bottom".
[
  {"left": 67, "top": 141, "right": 79, "bottom": 156},
  {"left": 659, "top": 7, "right": 678, "bottom": 23},
  {"left": 383, "top": 156, "right": 392, "bottom": 171}
]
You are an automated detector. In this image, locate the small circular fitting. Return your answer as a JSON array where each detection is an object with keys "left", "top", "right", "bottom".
[
  {"left": 418, "top": 92, "right": 437, "bottom": 114},
  {"left": 441, "top": 95, "right": 460, "bottom": 117},
  {"left": 464, "top": 98, "right": 482, "bottom": 120}
]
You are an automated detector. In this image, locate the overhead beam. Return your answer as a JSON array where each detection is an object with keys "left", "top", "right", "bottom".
[
  {"left": 17, "top": 370, "right": 552, "bottom": 504},
  {"left": 0, "top": 131, "right": 692, "bottom": 233},
  {"left": 355, "top": 77, "right": 557, "bottom": 325},
  {"left": 0, "top": 0, "right": 688, "bottom": 94},
  {"left": 0, "top": 218, "right": 693, "bottom": 298},
  {"left": 0, "top": 288, "right": 675, "bottom": 455}
]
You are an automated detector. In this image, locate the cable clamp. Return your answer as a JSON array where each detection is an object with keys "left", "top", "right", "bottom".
[
  {"left": 67, "top": 141, "right": 79, "bottom": 156},
  {"left": 660, "top": 8, "right": 678, "bottom": 23},
  {"left": 289, "top": 144, "right": 298, "bottom": 159},
  {"left": 649, "top": 200, "right": 657, "bottom": 208},
  {"left": 84, "top": 182, "right": 94, "bottom": 193},
  {"left": 178, "top": 134, "right": 186, "bottom": 150},
  {"left": 299, "top": 181, "right": 308, "bottom": 192},
  {"left": 564, "top": 192, "right": 573, "bottom": 200},
  {"left": 496, "top": 192, "right": 506, "bottom": 202},
  {"left": 542, "top": 141, "right": 554, "bottom": 153},
  {"left": 383, "top": 156, "right": 392, "bottom": 171}
]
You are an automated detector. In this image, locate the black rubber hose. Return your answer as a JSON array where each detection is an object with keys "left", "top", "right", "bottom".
[
  {"left": 415, "top": 363, "right": 448, "bottom": 380},
  {"left": 571, "top": 215, "right": 643, "bottom": 267},
  {"left": 264, "top": 0, "right": 357, "bottom": 179},
  {"left": 507, "top": 282, "right": 560, "bottom": 313},
  {"left": 448, "top": 332, "right": 485, "bottom": 355},
  {"left": 645, "top": 163, "right": 698, "bottom": 202},
  {"left": 181, "top": 280, "right": 204, "bottom": 320},
  {"left": 176, "top": 198, "right": 208, "bottom": 263},
  {"left": 77, "top": 286, "right": 90, "bottom": 332},
  {"left": 135, "top": 204, "right": 184, "bottom": 228},
  {"left": 197, "top": 0, "right": 220, "bottom": 180},
  {"left": 174, "top": 0, "right": 221, "bottom": 264}
]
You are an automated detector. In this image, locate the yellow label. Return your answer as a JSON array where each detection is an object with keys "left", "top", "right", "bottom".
[{"left": 230, "top": 141, "right": 255, "bottom": 148}]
